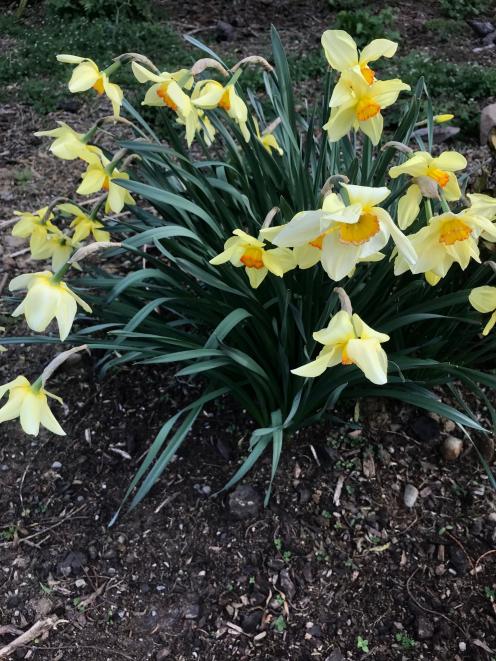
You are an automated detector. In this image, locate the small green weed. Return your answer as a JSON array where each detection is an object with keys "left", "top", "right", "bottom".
[
  {"left": 272, "top": 615, "right": 286, "bottom": 633},
  {"left": 395, "top": 631, "right": 416, "bottom": 650},
  {"left": 357, "top": 635, "right": 370, "bottom": 653},
  {"left": 14, "top": 167, "right": 33, "bottom": 186},
  {"left": 484, "top": 586, "right": 496, "bottom": 600},
  {"left": 0, "top": 525, "right": 16, "bottom": 541}
]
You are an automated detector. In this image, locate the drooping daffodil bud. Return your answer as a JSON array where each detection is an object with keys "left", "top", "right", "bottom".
[
  {"left": 0, "top": 376, "right": 65, "bottom": 436},
  {"left": 9, "top": 271, "right": 92, "bottom": 341},
  {"left": 77, "top": 152, "right": 135, "bottom": 214},
  {"left": 469, "top": 286, "right": 496, "bottom": 336},
  {"left": 254, "top": 117, "right": 283, "bottom": 156},
  {"left": 292, "top": 310, "right": 390, "bottom": 385},
  {"left": 210, "top": 229, "right": 295, "bottom": 289},
  {"left": 394, "top": 209, "right": 496, "bottom": 279},
  {"left": 389, "top": 150, "right": 467, "bottom": 229},
  {"left": 434, "top": 114, "right": 454, "bottom": 124},
  {"left": 57, "top": 55, "right": 123, "bottom": 118}
]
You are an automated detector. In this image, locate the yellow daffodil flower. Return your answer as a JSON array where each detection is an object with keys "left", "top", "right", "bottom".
[
  {"left": 292, "top": 310, "right": 389, "bottom": 385},
  {"left": 389, "top": 151, "right": 467, "bottom": 229},
  {"left": 324, "top": 69, "right": 410, "bottom": 145},
  {"left": 9, "top": 271, "right": 92, "bottom": 341},
  {"left": 77, "top": 153, "right": 135, "bottom": 214},
  {"left": 193, "top": 80, "right": 250, "bottom": 142},
  {"left": 0, "top": 376, "right": 65, "bottom": 436},
  {"left": 210, "top": 229, "right": 295, "bottom": 288},
  {"left": 254, "top": 118, "right": 283, "bottom": 155},
  {"left": 12, "top": 207, "right": 59, "bottom": 258},
  {"left": 321, "top": 30, "right": 398, "bottom": 85},
  {"left": 271, "top": 185, "right": 416, "bottom": 281},
  {"left": 469, "top": 286, "right": 496, "bottom": 335},
  {"left": 58, "top": 203, "right": 110, "bottom": 243},
  {"left": 394, "top": 209, "right": 496, "bottom": 279},
  {"left": 34, "top": 122, "right": 100, "bottom": 161},
  {"left": 132, "top": 62, "right": 198, "bottom": 146},
  {"left": 57, "top": 54, "right": 123, "bottom": 117}
]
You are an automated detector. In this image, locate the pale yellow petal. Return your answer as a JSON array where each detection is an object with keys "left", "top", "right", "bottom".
[
  {"left": 469, "top": 286, "right": 496, "bottom": 313},
  {"left": 246, "top": 266, "right": 268, "bottom": 289},
  {"left": 397, "top": 184, "right": 422, "bottom": 230},
  {"left": 346, "top": 338, "right": 388, "bottom": 385},
  {"left": 360, "top": 39, "right": 398, "bottom": 64},
  {"left": 321, "top": 30, "right": 358, "bottom": 71},
  {"left": 19, "top": 391, "right": 42, "bottom": 436}
]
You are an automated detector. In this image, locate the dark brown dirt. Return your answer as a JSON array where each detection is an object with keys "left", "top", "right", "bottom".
[{"left": 0, "top": 357, "right": 496, "bottom": 660}]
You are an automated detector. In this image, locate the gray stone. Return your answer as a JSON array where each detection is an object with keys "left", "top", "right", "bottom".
[
  {"left": 403, "top": 484, "right": 419, "bottom": 508},
  {"left": 228, "top": 485, "right": 262, "bottom": 520}
]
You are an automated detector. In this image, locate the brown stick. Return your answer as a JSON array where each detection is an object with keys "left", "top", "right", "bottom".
[{"left": 0, "top": 617, "right": 63, "bottom": 658}]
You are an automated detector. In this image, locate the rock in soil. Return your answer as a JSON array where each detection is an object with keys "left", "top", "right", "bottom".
[
  {"left": 403, "top": 484, "right": 419, "bottom": 508},
  {"left": 441, "top": 436, "right": 463, "bottom": 461},
  {"left": 228, "top": 484, "right": 263, "bottom": 519}
]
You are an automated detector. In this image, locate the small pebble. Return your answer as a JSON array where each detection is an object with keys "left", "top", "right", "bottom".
[
  {"left": 459, "top": 642, "right": 467, "bottom": 652},
  {"left": 51, "top": 461, "right": 62, "bottom": 470},
  {"left": 441, "top": 436, "right": 463, "bottom": 461},
  {"left": 403, "top": 484, "right": 419, "bottom": 508}
]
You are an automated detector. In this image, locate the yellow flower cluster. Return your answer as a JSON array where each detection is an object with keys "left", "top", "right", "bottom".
[{"left": 2, "top": 28, "right": 496, "bottom": 441}]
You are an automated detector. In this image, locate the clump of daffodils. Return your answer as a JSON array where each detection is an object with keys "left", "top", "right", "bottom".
[{"left": 2, "top": 24, "right": 496, "bottom": 485}]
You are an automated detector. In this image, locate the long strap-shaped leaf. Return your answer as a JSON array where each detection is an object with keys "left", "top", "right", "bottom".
[{"left": 109, "top": 386, "right": 229, "bottom": 525}]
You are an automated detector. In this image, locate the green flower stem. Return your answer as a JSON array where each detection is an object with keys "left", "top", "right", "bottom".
[
  {"left": 31, "top": 376, "right": 43, "bottom": 392},
  {"left": 103, "top": 60, "right": 122, "bottom": 78},
  {"left": 90, "top": 196, "right": 107, "bottom": 220},
  {"left": 439, "top": 193, "right": 451, "bottom": 214},
  {"left": 52, "top": 262, "right": 71, "bottom": 283},
  {"left": 424, "top": 199, "right": 433, "bottom": 220},
  {"left": 106, "top": 148, "right": 128, "bottom": 174},
  {"left": 41, "top": 197, "right": 74, "bottom": 224}
]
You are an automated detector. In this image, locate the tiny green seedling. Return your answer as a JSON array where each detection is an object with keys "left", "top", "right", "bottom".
[
  {"left": 484, "top": 586, "right": 496, "bottom": 601},
  {"left": 395, "top": 632, "right": 416, "bottom": 650},
  {"left": 272, "top": 615, "right": 286, "bottom": 633},
  {"left": 357, "top": 635, "right": 370, "bottom": 653}
]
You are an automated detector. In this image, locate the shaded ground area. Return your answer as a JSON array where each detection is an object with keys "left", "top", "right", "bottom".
[{"left": 0, "top": 355, "right": 495, "bottom": 659}]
